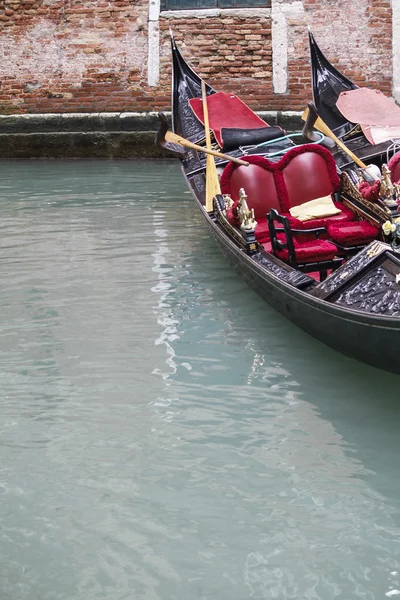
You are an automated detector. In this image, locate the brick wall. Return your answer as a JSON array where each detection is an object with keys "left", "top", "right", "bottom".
[
  {"left": 0, "top": 0, "right": 393, "bottom": 114},
  {"left": 303, "top": 0, "right": 392, "bottom": 94},
  {"left": 159, "top": 17, "right": 273, "bottom": 108},
  {"left": 0, "top": 0, "right": 153, "bottom": 113}
]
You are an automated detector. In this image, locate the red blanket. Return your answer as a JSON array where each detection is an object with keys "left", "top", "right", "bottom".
[{"left": 189, "top": 92, "right": 268, "bottom": 148}]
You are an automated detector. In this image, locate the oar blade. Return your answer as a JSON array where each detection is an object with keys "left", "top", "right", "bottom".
[
  {"left": 205, "top": 154, "right": 220, "bottom": 211},
  {"left": 201, "top": 80, "right": 222, "bottom": 212}
]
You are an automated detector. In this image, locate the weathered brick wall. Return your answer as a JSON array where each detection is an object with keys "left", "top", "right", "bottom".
[
  {"left": 159, "top": 17, "right": 273, "bottom": 108},
  {"left": 0, "top": 0, "right": 393, "bottom": 114},
  {"left": 0, "top": 0, "right": 154, "bottom": 113},
  {"left": 303, "top": 0, "right": 392, "bottom": 94},
  {"left": 161, "top": 0, "right": 392, "bottom": 112}
]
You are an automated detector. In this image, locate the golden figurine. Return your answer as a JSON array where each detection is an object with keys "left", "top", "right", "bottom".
[
  {"left": 356, "top": 171, "right": 365, "bottom": 186},
  {"left": 223, "top": 194, "right": 234, "bottom": 212},
  {"left": 380, "top": 164, "right": 395, "bottom": 200},
  {"left": 238, "top": 188, "right": 257, "bottom": 231},
  {"left": 376, "top": 163, "right": 400, "bottom": 212}
]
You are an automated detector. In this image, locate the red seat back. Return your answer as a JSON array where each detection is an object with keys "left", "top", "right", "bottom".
[
  {"left": 220, "top": 145, "right": 341, "bottom": 216},
  {"left": 283, "top": 151, "right": 339, "bottom": 207},
  {"left": 225, "top": 164, "right": 280, "bottom": 219}
]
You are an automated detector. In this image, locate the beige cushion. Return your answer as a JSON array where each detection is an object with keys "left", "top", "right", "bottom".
[{"left": 289, "top": 195, "right": 342, "bottom": 222}]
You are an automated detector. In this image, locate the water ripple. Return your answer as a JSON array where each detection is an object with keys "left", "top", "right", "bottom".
[{"left": 0, "top": 161, "right": 399, "bottom": 599}]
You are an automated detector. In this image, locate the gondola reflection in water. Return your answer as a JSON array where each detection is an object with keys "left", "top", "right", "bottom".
[{"left": 156, "top": 32, "right": 400, "bottom": 374}]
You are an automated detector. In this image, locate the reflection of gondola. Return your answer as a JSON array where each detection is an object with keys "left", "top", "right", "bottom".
[
  {"left": 309, "top": 30, "right": 400, "bottom": 169},
  {"left": 156, "top": 33, "right": 400, "bottom": 374}
]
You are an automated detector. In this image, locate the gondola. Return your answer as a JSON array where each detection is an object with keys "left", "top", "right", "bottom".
[
  {"left": 157, "top": 33, "right": 400, "bottom": 374},
  {"left": 309, "top": 30, "right": 400, "bottom": 170}
]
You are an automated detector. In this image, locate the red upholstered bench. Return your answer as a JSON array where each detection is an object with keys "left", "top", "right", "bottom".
[
  {"left": 221, "top": 144, "right": 379, "bottom": 267},
  {"left": 220, "top": 145, "right": 354, "bottom": 244},
  {"left": 276, "top": 239, "right": 338, "bottom": 263}
]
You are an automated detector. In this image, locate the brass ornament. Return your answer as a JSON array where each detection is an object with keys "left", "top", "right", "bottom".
[
  {"left": 366, "top": 241, "right": 386, "bottom": 258},
  {"left": 223, "top": 194, "right": 233, "bottom": 212},
  {"left": 379, "top": 164, "right": 400, "bottom": 210},
  {"left": 238, "top": 188, "right": 258, "bottom": 231},
  {"left": 380, "top": 164, "right": 395, "bottom": 200}
]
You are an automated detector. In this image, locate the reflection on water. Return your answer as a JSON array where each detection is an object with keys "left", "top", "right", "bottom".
[{"left": 0, "top": 160, "right": 399, "bottom": 600}]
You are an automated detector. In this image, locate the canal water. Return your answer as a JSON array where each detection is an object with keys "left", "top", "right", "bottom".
[{"left": 0, "top": 159, "right": 400, "bottom": 600}]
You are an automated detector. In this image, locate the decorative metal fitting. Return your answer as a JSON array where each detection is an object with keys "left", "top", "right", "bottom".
[{"left": 238, "top": 188, "right": 257, "bottom": 231}]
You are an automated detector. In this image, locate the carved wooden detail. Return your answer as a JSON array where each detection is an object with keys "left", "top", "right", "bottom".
[
  {"left": 334, "top": 265, "right": 400, "bottom": 315},
  {"left": 340, "top": 172, "right": 394, "bottom": 226},
  {"left": 312, "top": 241, "right": 389, "bottom": 298},
  {"left": 253, "top": 252, "right": 316, "bottom": 289}
]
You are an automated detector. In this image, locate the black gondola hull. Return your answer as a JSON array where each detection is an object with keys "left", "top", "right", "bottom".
[
  {"left": 208, "top": 217, "right": 400, "bottom": 373},
  {"left": 162, "top": 33, "right": 400, "bottom": 375}
]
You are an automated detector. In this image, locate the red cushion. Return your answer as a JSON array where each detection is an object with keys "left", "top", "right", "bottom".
[
  {"left": 254, "top": 219, "right": 270, "bottom": 243},
  {"left": 277, "top": 239, "right": 338, "bottom": 263},
  {"left": 327, "top": 220, "right": 379, "bottom": 246},
  {"left": 283, "top": 202, "right": 355, "bottom": 231},
  {"left": 189, "top": 92, "right": 268, "bottom": 148}
]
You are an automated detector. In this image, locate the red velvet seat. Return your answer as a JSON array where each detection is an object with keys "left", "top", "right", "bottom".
[
  {"left": 279, "top": 148, "right": 356, "bottom": 234},
  {"left": 267, "top": 208, "right": 343, "bottom": 280},
  {"left": 276, "top": 239, "right": 339, "bottom": 263},
  {"left": 283, "top": 203, "right": 355, "bottom": 237},
  {"left": 280, "top": 148, "right": 340, "bottom": 209},
  {"left": 327, "top": 220, "right": 379, "bottom": 247},
  {"left": 220, "top": 146, "right": 351, "bottom": 243},
  {"left": 222, "top": 161, "right": 279, "bottom": 243},
  {"left": 220, "top": 145, "right": 378, "bottom": 257},
  {"left": 189, "top": 92, "right": 270, "bottom": 148}
]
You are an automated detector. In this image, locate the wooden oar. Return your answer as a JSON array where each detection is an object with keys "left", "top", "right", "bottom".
[
  {"left": 164, "top": 130, "right": 249, "bottom": 166},
  {"left": 201, "top": 80, "right": 221, "bottom": 212},
  {"left": 301, "top": 103, "right": 367, "bottom": 169},
  {"left": 157, "top": 113, "right": 249, "bottom": 167}
]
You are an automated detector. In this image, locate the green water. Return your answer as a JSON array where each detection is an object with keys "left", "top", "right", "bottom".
[{"left": 0, "top": 160, "right": 400, "bottom": 600}]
